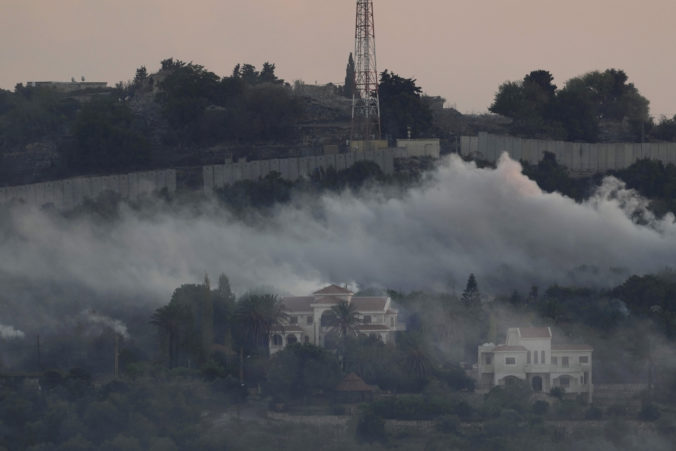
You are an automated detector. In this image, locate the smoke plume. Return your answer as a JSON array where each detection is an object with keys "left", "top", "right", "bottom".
[
  {"left": 0, "top": 153, "right": 674, "bottom": 336},
  {"left": 0, "top": 324, "right": 25, "bottom": 340},
  {"left": 79, "top": 310, "right": 129, "bottom": 339}
]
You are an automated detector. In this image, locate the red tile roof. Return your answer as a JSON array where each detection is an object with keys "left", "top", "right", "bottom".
[
  {"left": 494, "top": 345, "right": 528, "bottom": 352},
  {"left": 313, "top": 284, "right": 354, "bottom": 295},
  {"left": 518, "top": 327, "right": 551, "bottom": 338},
  {"left": 351, "top": 297, "right": 387, "bottom": 312},
  {"left": 312, "top": 296, "right": 343, "bottom": 305},
  {"left": 281, "top": 297, "right": 314, "bottom": 312},
  {"left": 335, "top": 372, "right": 376, "bottom": 392}
]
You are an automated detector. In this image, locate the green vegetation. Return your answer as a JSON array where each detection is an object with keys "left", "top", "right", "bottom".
[{"left": 491, "top": 69, "right": 651, "bottom": 142}]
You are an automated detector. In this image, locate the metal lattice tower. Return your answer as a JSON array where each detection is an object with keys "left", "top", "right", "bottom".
[{"left": 351, "top": 0, "right": 381, "bottom": 141}]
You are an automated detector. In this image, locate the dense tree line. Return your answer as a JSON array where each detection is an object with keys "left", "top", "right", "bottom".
[{"left": 490, "top": 69, "right": 652, "bottom": 142}]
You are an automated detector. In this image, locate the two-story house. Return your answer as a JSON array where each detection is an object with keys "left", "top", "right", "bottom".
[
  {"left": 269, "top": 284, "right": 398, "bottom": 354},
  {"left": 477, "top": 327, "right": 593, "bottom": 401}
]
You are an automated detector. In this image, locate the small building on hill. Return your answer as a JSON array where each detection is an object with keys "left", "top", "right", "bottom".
[
  {"left": 269, "top": 284, "right": 398, "bottom": 354},
  {"left": 477, "top": 327, "right": 593, "bottom": 401},
  {"left": 335, "top": 372, "right": 377, "bottom": 402}
]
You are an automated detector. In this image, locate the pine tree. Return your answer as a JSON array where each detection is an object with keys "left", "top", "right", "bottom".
[
  {"left": 461, "top": 274, "right": 480, "bottom": 308},
  {"left": 343, "top": 53, "right": 356, "bottom": 98}
]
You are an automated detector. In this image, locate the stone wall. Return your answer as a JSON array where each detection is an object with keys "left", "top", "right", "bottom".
[
  {"left": 0, "top": 169, "right": 176, "bottom": 209},
  {"left": 460, "top": 133, "right": 676, "bottom": 174}
]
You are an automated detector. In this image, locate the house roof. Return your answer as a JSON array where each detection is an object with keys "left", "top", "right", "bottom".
[
  {"left": 518, "top": 327, "right": 551, "bottom": 338},
  {"left": 355, "top": 324, "right": 391, "bottom": 331},
  {"left": 312, "top": 296, "right": 343, "bottom": 305},
  {"left": 351, "top": 297, "right": 388, "bottom": 312},
  {"left": 552, "top": 344, "right": 593, "bottom": 351},
  {"left": 313, "top": 284, "right": 354, "bottom": 296},
  {"left": 494, "top": 345, "right": 528, "bottom": 352},
  {"left": 335, "top": 372, "right": 376, "bottom": 392},
  {"left": 281, "top": 297, "right": 314, "bottom": 312}
]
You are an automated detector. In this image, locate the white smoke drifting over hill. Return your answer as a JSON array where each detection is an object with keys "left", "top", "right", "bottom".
[
  {"left": 0, "top": 153, "right": 674, "bottom": 312},
  {"left": 0, "top": 324, "right": 25, "bottom": 340}
]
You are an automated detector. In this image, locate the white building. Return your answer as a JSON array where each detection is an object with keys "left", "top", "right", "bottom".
[
  {"left": 477, "top": 327, "right": 593, "bottom": 400},
  {"left": 269, "top": 284, "right": 398, "bottom": 354}
]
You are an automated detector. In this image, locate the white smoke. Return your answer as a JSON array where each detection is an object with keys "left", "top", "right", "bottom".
[
  {"left": 0, "top": 324, "right": 25, "bottom": 340},
  {"left": 79, "top": 310, "right": 129, "bottom": 339},
  {"left": 0, "top": 153, "right": 674, "bottom": 310}
]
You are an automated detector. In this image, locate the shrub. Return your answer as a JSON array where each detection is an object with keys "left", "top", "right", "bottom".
[
  {"left": 532, "top": 400, "right": 549, "bottom": 415},
  {"left": 435, "top": 415, "right": 460, "bottom": 433},
  {"left": 638, "top": 402, "right": 661, "bottom": 421},
  {"left": 355, "top": 411, "right": 386, "bottom": 443},
  {"left": 585, "top": 405, "right": 603, "bottom": 420},
  {"left": 549, "top": 386, "right": 565, "bottom": 399}
]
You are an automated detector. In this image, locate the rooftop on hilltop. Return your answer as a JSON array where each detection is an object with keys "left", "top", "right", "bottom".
[{"left": 312, "top": 284, "right": 354, "bottom": 296}]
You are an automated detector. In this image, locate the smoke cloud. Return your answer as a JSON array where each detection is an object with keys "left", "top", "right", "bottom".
[
  {"left": 79, "top": 310, "right": 129, "bottom": 339},
  {"left": 0, "top": 324, "right": 25, "bottom": 340},
  {"left": 0, "top": 153, "right": 675, "bottom": 335}
]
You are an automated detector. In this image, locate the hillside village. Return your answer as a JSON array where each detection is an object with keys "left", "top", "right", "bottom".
[{"left": 3, "top": 49, "right": 676, "bottom": 451}]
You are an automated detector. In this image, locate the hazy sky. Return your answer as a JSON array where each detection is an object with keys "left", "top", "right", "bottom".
[{"left": 2, "top": 0, "right": 676, "bottom": 117}]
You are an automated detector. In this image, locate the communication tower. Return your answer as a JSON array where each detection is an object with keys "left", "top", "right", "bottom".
[{"left": 351, "top": 0, "right": 381, "bottom": 142}]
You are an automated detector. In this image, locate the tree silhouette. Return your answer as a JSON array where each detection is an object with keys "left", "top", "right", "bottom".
[
  {"left": 234, "top": 293, "right": 287, "bottom": 355},
  {"left": 461, "top": 274, "right": 480, "bottom": 308},
  {"left": 343, "top": 53, "right": 356, "bottom": 98}
]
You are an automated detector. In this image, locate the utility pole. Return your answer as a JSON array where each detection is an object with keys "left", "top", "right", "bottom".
[
  {"left": 350, "top": 0, "right": 381, "bottom": 143},
  {"left": 36, "top": 335, "right": 41, "bottom": 370},
  {"left": 114, "top": 334, "right": 119, "bottom": 378}
]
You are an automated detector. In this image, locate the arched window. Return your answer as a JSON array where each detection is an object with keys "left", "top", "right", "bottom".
[{"left": 272, "top": 334, "right": 283, "bottom": 346}]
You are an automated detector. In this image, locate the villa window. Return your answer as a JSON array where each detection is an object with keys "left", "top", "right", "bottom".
[
  {"left": 390, "top": 317, "right": 395, "bottom": 327},
  {"left": 534, "top": 351, "right": 539, "bottom": 364},
  {"left": 306, "top": 316, "right": 313, "bottom": 325},
  {"left": 552, "top": 356, "right": 558, "bottom": 365},
  {"left": 579, "top": 356, "right": 589, "bottom": 364},
  {"left": 484, "top": 354, "right": 493, "bottom": 365},
  {"left": 272, "top": 335, "right": 283, "bottom": 346},
  {"left": 304, "top": 336, "right": 310, "bottom": 344},
  {"left": 289, "top": 316, "right": 298, "bottom": 325},
  {"left": 527, "top": 351, "right": 531, "bottom": 364},
  {"left": 541, "top": 351, "right": 545, "bottom": 364},
  {"left": 363, "top": 315, "right": 372, "bottom": 324},
  {"left": 505, "top": 357, "right": 516, "bottom": 365},
  {"left": 562, "top": 357, "right": 569, "bottom": 368}
]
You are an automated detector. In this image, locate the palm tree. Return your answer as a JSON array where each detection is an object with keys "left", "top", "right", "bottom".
[
  {"left": 150, "top": 303, "right": 191, "bottom": 368},
  {"left": 327, "top": 300, "right": 361, "bottom": 371},
  {"left": 329, "top": 300, "right": 361, "bottom": 339},
  {"left": 233, "top": 293, "right": 287, "bottom": 355}
]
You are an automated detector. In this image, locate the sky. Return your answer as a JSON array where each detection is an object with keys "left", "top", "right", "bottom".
[{"left": 2, "top": 0, "right": 676, "bottom": 118}]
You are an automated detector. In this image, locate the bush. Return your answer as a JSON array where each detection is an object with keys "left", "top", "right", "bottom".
[
  {"left": 606, "top": 404, "right": 628, "bottom": 417},
  {"left": 639, "top": 402, "right": 661, "bottom": 421},
  {"left": 585, "top": 405, "right": 603, "bottom": 420},
  {"left": 532, "top": 400, "right": 549, "bottom": 415},
  {"left": 549, "top": 386, "right": 565, "bottom": 399},
  {"left": 435, "top": 415, "right": 460, "bottom": 434},
  {"left": 355, "top": 411, "right": 386, "bottom": 443}
]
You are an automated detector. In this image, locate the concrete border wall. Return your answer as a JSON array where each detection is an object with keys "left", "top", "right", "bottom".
[
  {"left": 460, "top": 132, "right": 676, "bottom": 174},
  {"left": 0, "top": 169, "right": 176, "bottom": 208},
  {"left": 203, "top": 143, "right": 440, "bottom": 191},
  {"left": 1, "top": 140, "right": 441, "bottom": 206}
]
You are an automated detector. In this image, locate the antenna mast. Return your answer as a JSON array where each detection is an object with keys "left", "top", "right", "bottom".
[{"left": 351, "top": 0, "right": 381, "bottom": 142}]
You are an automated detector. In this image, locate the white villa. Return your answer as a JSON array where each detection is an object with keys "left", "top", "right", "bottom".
[
  {"left": 477, "top": 327, "right": 593, "bottom": 400},
  {"left": 269, "top": 284, "right": 398, "bottom": 354}
]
